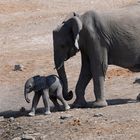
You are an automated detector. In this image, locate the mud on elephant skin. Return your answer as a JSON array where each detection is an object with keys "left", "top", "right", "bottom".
[
  {"left": 24, "top": 75, "right": 70, "bottom": 116},
  {"left": 53, "top": 5, "right": 140, "bottom": 108}
]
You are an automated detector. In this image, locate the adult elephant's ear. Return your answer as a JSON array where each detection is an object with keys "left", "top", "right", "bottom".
[{"left": 72, "top": 15, "right": 82, "bottom": 50}]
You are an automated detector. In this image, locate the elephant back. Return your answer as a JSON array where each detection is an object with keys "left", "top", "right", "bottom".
[{"left": 46, "top": 75, "right": 57, "bottom": 88}]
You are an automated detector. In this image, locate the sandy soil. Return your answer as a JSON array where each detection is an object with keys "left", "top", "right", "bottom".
[{"left": 0, "top": 0, "right": 140, "bottom": 140}]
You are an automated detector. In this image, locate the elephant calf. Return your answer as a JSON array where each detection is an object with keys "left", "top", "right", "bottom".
[{"left": 24, "top": 75, "right": 70, "bottom": 116}]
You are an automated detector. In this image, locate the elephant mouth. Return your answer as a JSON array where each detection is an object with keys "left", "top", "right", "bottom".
[
  {"left": 54, "top": 53, "right": 76, "bottom": 71},
  {"left": 54, "top": 46, "right": 79, "bottom": 71},
  {"left": 67, "top": 46, "right": 79, "bottom": 60}
]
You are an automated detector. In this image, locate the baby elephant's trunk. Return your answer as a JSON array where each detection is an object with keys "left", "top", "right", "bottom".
[{"left": 24, "top": 89, "right": 30, "bottom": 103}]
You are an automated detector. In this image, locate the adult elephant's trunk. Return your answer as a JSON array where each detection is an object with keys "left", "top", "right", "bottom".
[{"left": 54, "top": 56, "right": 73, "bottom": 101}]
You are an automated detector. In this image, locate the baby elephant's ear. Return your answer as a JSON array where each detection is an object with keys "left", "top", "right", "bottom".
[{"left": 34, "top": 76, "right": 47, "bottom": 92}]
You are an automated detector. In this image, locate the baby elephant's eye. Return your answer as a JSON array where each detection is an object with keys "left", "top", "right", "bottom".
[{"left": 29, "top": 84, "right": 32, "bottom": 88}]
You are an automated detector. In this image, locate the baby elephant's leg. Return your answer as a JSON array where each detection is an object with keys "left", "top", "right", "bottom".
[
  {"left": 29, "top": 91, "right": 41, "bottom": 116},
  {"left": 42, "top": 89, "right": 51, "bottom": 115},
  {"left": 57, "top": 86, "right": 70, "bottom": 110},
  {"left": 50, "top": 95, "right": 61, "bottom": 111}
]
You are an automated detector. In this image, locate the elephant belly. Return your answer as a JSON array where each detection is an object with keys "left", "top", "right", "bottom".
[
  {"left": 108, "top": 49, "right": 140, "bottom": 69},
  {"left": 128, "top": 64, "right": 140, "bottom": 72},
  {"left": 106, "top": 7, "right": 140, "bottom": 68}
]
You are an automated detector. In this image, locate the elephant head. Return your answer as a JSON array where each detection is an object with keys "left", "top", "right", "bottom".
[
  {"left": 53, "top": 13, "right": 82, "bottom": 101},
  {"left": 24, "top": 75, "right": 47, "bottom": 103}
]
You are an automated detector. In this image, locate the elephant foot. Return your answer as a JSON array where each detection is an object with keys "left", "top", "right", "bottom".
[
  {"left": 28, "top": 111, "right": 35, "bottom": 117},
  {"left": 93, "top": 99, "right": 108, "bottom": 108},
  {"left": 71, "top": 99, "right": 88, "bottom": 108},
  {"left": 44, "top": 111, "right": 51, "bottom": 115},
  {"left": 64, "top": 105, "right": 70, "bottom": 111}
]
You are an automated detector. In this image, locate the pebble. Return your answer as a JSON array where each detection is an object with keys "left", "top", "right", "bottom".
[
  {"left": 59, "top": 114, "right": 73, "bottom": 120},
  {"left": 13, "top": 64, "right": 24, "bottom": 71},
  {"left": 0, "top": 116, "right": 4, "bottom": 122},
  {"left": 9, "top": 117, "right": 15, "bottom": 122},
  {"left": 12, "top": 137, "right": 21, "bottom": 140},
  {"left": 12, "top": 135, "right": 36, "bottom": 140},
  {"left": 93, "top": 113, "right": 103, "bottom": 117},
  {"left": 40, "top": 135, "right": 48, "bottom": 140},
  {"left": 21, "top": 134, "right": 35, "bottom": 140}
]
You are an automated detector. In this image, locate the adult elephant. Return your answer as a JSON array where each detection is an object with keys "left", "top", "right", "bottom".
[{"left": 53, "top": 5, "right": 140, "bottom": 108}]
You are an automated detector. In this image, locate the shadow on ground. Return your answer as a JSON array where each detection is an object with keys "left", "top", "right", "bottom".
[
  {"left": 84, "top": 98, "right": 137, "bottom": 108},
  {"left": 107, "top": 98, "right": 137, "bottom": 105},
  {"left": 0, "top": 106, "right": 64, "bottom": 118},
  {"left": 0, "top": 98, "right": 138, "bottom": 118}
]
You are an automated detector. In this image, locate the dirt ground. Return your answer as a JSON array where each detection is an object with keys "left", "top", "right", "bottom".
[{"left": 0, "top": 0, "right": 140, "bottom": 140}]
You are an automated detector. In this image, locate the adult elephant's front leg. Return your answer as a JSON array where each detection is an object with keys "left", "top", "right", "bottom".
[{"left": 72, "top": 54, "right": 92, "bottom": 108}]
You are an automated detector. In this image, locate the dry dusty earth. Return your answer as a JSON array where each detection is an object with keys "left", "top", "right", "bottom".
[{"left": 0, "top": 0, "right": 140, "bottom": 140}]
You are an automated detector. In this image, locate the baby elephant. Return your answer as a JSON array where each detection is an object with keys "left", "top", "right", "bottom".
[{"left": 24, "top": 75, "right": 70, "bottom": 116}]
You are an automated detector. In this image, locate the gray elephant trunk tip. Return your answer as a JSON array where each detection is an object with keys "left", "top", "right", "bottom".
[{"left": 64, "top": 90, "right": 73, "bottom": 101}]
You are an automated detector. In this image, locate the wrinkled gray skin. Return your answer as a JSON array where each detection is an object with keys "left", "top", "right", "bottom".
[
  {"left": 24, "top": 75, "right": 70, "bottom": 116},
  {"left": 53, "top": 5, "right": 140, "bottom": 108}
]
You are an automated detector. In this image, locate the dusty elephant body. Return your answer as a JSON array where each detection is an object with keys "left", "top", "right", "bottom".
[{"left": 53, "top": 4, "right": 140, "bottom": 108}]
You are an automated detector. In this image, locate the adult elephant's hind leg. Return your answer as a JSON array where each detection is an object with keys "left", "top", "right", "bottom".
[
  {"left": 72, "top": 54, "right": 92, "bottom": 108},
  {"left": 89, "top": 44, "right": 108, "bottom": 108},
  {"left": 91, "top": 61, "right": 108, "bottom": 108}
]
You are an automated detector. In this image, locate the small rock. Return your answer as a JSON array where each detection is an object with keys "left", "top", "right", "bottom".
[
  {"left": 12, "top": 137, "right": 21, "bottom": 140},
  {"left": 21, "top": 134, "right": 35, "bottom": 140},
  {"left": 40, "top": 135, "right": 48, "bottom": 140},
  {"left": 9, "top": 117, "right": 15, "bottom": 122},
  {"left": 0, "top": 116, "right": 4, "bottom": 122},
  {"left": 60, "top": 121, "right": 64, "bottom": 124},
  {"left": 93, "top": 113, "right": 103, "bottom": 117},
  {"left": 13, "top": 64, "right": 24, "bottom": 71},
  {"left": 104, "top": 118, "right": 108, "bottom": 121},
  {"left": 16, "top": 126, "right": 23, "bottom": 130},
  {"left": 60, "top": 114, "right": 73, "bottom": 120}
]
